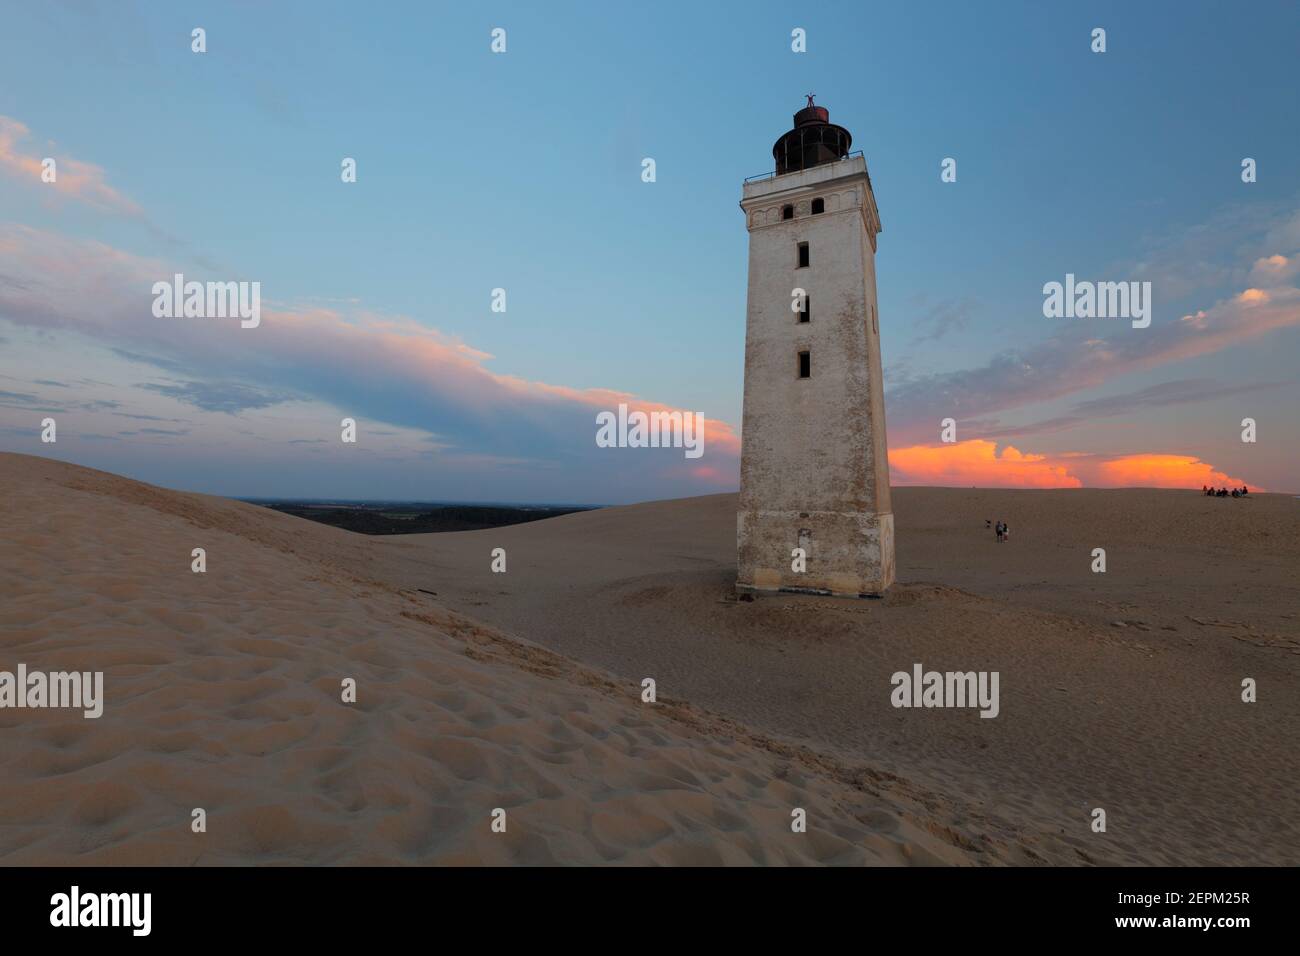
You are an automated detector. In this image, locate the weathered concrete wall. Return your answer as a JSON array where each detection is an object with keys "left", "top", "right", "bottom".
[{"left": 736, "top": 156, "right": 895, "bottom": 597}]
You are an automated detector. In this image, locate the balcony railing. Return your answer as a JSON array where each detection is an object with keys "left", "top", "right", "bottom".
[{"left": 744, "top": 150, "right": 864, "bottom": 184}]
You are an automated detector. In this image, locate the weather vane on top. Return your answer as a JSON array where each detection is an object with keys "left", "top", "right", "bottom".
[{"left": 805, "top": 92, "right": 816, "bottom": 108}]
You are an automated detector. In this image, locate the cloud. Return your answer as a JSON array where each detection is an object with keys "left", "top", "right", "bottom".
[
  {"left": 1093, "top": 454, "right": 1249, "bottom": 490},
  {"left": 139, "top": 381, "right": 294, "bottom": 415},
  {"left": 1130, "top": 204, "right": 1300, "bottom": 301},
  {"left": 1248, "top": 254, "right": 1297, "bottom": 285},
  {"left": 0, "top": 225, "right": 741, "bottom": 493},
  {"left": 886, "top": 274, "right": 1300, "bottom": 445},
  {"left": 0, "top": 387, "right": 59, "bottom": 412},
  {"left": 110, "top": 348, "right": 195, "bottom": 375},
  {"left": 0, "top": 117, "right": 142, "bottom": 217},
  {"left": 889, "top": 439, "right": 1250, "bottom": 490},
  {"left": 112, "top": 412, "right": 189, "bottom": 423},
  {"left": 886, "top": 200, "right": 1300, "bottom": 447},
  {"left": 908, "top": 296, "right": 978, "bottom": 344},
  {"left": 890, "top": 440, "right": 1082, "bottom": 488},
  {"left": 972, "top": 377, "right": 1289, "bottom": 440},
  {"left": 113, "top": 427, "right": 190, "bottom": 439}
]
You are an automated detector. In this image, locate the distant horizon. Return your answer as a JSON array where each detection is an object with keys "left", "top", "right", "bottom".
[
  {"left": 238, "top": 495, "right": 604, "bottom": 510},
  {"left": 9, "top": 449, "right": 1290, "bottom": 509},
  {"left": 234, "top": 479, "right": 1287, "bottom": 505}
]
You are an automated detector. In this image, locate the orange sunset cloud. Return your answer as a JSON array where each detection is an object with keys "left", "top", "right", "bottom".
[
  {"left": 888, "top": 440, "right": 1254, "bottom": 490},
  {"left": 890, "top": 440, "right": 1082, "bottom": 488},
  {"left": 1093, "top": 454, "right": 1250, "bottom": 489}
]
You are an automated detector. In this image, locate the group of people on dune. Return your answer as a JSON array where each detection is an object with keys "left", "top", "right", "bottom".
[
  {"left": 985, "top": 518, "right": 1011, "bottom": 543},
  {"left": 1204, "top": 485, "right": 1250, "bottom": 498}
]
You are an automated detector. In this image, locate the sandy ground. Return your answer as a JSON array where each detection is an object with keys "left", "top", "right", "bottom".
[
  {"left": 371, "top": 489, "right": 1300, "bottom": 866},
  {"left": 1, "top": 452, "right": 1007, "bottom": 866},
  {"left": 1, "top": 452, "right": 1296, "bottom": 865}
]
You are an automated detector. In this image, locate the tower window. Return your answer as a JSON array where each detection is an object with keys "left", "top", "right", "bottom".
[
  {"left": 799, "top": 294, "right": 810, "bottom": 323},
  {"left": 811, "top": 197, "right": 825, "bottom": 215},
  {"left": 798, "top": 350, "right": 811, "bottom": 378},
  {"left": 782, "top": 204, "right": 794, "bottom": 220},
  {"left": 797, "top": 242, "right": 809, "bottom": 268}
]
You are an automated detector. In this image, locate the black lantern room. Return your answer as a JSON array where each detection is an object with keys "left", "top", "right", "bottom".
[{"left": 772, "top": 95, "right": 853, "bottom": 175}]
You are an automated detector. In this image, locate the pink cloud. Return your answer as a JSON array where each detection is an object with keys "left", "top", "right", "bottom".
[
  {"left": 0, "top": 225, "right": 740, "bottom": 491},
  {"left": 0, "top": 116, "right": 141, "bottom": 217}
]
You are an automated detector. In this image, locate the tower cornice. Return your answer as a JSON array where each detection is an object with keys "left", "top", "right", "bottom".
[{"left": 740, "top": 156, "right": 881, "bottom": 249}]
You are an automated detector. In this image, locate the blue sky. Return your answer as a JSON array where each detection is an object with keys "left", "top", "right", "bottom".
[{"left": 1, "top": 0, "right": 1297, "bottom": 501}]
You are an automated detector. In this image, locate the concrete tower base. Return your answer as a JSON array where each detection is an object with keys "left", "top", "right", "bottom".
[{"left": 736, "top": 509, "right": 895, "bottom": 597}]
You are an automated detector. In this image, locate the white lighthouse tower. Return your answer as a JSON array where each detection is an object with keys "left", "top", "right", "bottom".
[{"left": 736, "top": 96, "right": 894, "bottom": 597}]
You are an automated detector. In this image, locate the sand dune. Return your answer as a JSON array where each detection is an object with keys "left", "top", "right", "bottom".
[
  {"left": 2, "top": 452, "right": 1296, "bottom": 865},
  {"left": 371, "top": 488, "right": 1300, "bottom": 866},
  {"left": 3, "top": 452, "right": 1006, "bottom": 866}
]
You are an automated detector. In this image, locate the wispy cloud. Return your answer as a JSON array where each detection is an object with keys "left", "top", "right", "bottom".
[
  {"left": 139, "top": 381, "right": 294, "bottom": 415},
  {"left": 971, "top": 377, "right": 1290, "bottom": 441},
  {"left": 886, "top": 201, "right": 1300, "bottom": 447},
  {"left": 907, "top": 296, "right": 979, "bottom": 345},
  {"left": 887, "top": 278, "right": 1300, "bottom": 445},
  {"left": 0, "top": 116, "right": 141, "bottom": 217}
]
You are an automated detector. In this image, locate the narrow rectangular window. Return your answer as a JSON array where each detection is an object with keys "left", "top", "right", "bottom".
[
  {"left": 799, "top": 294, "right": 810, "bottom": 323},
  {"left": 797, "top": 242, "right": 809, "bottom": 268},
  {"left": 798, "top": 350, "right": 810, "bottom": 378}
]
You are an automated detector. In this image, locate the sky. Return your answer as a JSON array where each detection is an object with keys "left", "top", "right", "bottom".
[{"left": 1, "top": 0, "right": 1297, "bottom": 503}]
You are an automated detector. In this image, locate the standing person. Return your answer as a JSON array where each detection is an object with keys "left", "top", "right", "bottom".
[
  {"left": 1003, "top": 521, "right": 1010, "bottom": 542},
  {"left": 995, "top": 520, "right": 1004, "bottom": 543}
]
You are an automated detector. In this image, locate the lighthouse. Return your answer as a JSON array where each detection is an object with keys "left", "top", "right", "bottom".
[{"left": 735, "top": 96, "right": 895, "bottom": 597}]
